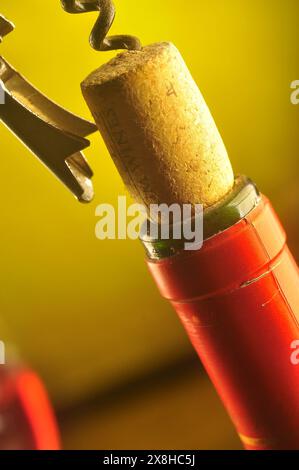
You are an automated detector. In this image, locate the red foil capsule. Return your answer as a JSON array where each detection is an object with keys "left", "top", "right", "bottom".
[{"left": 147, "top": 197, "right": 299, "bottom": 450}]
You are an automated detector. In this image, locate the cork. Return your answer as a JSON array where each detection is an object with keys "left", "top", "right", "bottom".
[{"left": 82, "top": 42, "right": 234, "bottom": 211}]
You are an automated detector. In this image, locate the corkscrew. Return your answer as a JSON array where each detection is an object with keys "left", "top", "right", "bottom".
[
  {"left": 1, "top": 2, "right": 141, "bottom": 201},
  {"left": 60, "top": 0, "right": 142, "bottom": 51},
  {"left": 0, "top": 13, "right": 96, "bottom": 202}
]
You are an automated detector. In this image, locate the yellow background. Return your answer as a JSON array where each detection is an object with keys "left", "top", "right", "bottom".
[{"left": 0, "top": 0, "right": 298, "bottom": 449}]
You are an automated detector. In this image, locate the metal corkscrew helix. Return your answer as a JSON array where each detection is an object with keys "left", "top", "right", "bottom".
[{"left": 60, "top": 0, "right": 142, "bottom": 51}]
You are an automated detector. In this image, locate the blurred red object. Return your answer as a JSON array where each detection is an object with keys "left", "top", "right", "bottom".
[{"left": 0, "top": 364, "right": 60, "bottom": 450}]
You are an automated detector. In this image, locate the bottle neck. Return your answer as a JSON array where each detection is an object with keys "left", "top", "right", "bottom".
[{"left": 140, "top": 176, "right": 260, "bottom": 260}]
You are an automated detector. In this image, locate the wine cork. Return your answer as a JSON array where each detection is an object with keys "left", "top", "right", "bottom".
[{"left": 82, "top": 42, "right": 234, "bottom": 211}]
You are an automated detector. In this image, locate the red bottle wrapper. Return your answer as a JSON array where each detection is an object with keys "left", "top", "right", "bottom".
[{"left": 147, "top": 197, "right": 299, "bottom": 449}]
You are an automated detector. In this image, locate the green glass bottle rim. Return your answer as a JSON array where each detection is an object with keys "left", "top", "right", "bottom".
[{"left": 140, "top": 176, "right": 260, "bottom": 260}]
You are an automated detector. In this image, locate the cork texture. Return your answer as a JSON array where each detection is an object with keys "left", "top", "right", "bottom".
[{"left": 82, "top": 42, "right": 234, "bottom": 211}]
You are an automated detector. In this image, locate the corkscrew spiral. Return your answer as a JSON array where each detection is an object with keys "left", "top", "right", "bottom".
[{"left": 60, "top": 0, "right": 142, "bottom": 52}]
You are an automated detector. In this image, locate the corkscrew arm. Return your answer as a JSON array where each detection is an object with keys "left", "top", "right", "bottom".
[{"left": 0, "top": 14, "right": 96, "bottom": 202}]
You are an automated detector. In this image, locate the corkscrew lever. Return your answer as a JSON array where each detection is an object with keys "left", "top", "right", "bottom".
[{"left": 0, "top": 14, "right": 97, "bottom": 202}]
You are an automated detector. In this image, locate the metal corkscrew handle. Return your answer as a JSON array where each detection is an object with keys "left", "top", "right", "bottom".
[
  {"left": 0, "top": 14, "right": 14, "bottom": 42},
  {"left": 60, "top": 0, "right": 142, "bottom": 51}
]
